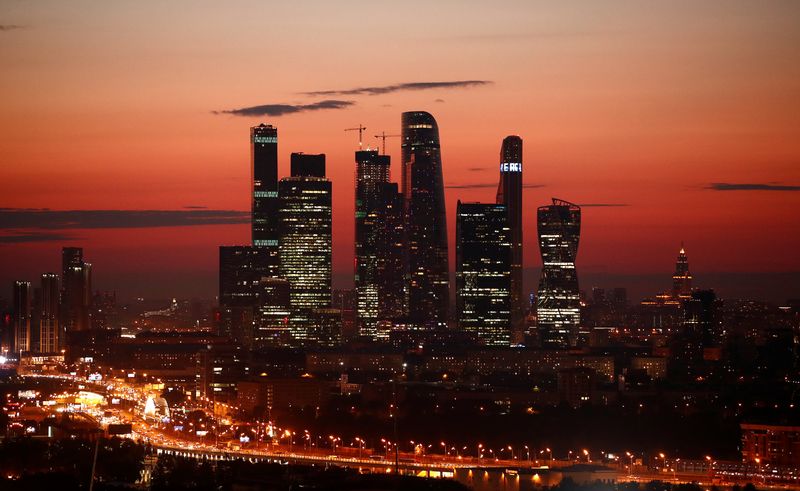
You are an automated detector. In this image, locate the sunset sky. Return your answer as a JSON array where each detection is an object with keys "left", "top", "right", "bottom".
[{"left": 1, "top": 1, "right": 799, "bottom": 302}]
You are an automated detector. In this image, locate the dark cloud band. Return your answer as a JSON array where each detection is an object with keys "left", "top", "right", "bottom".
[
  {"left": 215, "top": 100, "right": 354, "bottom": 117},
  {"left": 0, "top": 209, "right": 249, "bottom": 230},
  {"left": 706, "top": 182, "right": 800, "bottom": 191},
  {"left": 301, "top": 80, "right": 492, "bottom": 97}
]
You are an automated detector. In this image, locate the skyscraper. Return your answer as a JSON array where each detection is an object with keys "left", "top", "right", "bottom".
[
  {"left": 536, "top": 198, "right": 581, "bottom": 348},
  {"left": 279, "top": 153, "right": 332, "bottom": 345},
  {"left": 496, "top": 135, "right": 524, "bottom": 341},
  {"left": 12, "top": 281, "right": 31, "bottom": 355},
  {"left": 251, "top": 124, "right": 280, "bottom": 276},
  {"left": 672, "top": 244, "right": 693, "bottom": 299},
  {"left": 39, "top": 273, "right": 60, "bottom": 353},
  {"left": 61, "top": 247, "right": 91, "bottom": 336},
  {"left": 456, "top": 201, "right": 511, "bottom": 346},
  {"left": 354, "top": 149, "right": 395, "bottom": 339},
  {"left": 401, "top": 111, "right": 449, "bottom": 327}
]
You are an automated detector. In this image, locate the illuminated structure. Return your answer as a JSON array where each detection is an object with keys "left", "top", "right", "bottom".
[
  {"left": 536, "top": 198, "right": 581, "bottom": 348},
  {"left": 39, "top": 273, "right": 60, "bottom": 353},
  {"left": 61, "top": 247, "right": 91, "bottom": 336},
  {"left": 279, "top": 153, "right": 332, "bottom": 345},
  {"left": 455, "top": 202, "right": 511, "bottom": 346},
  {"left": 672, "top": 244, "right": 693, "bottom": 299},
  {"left": 12, "top": 280, "right": 32, "bottom": 354},
  {"left": 251, "top": 123, "right": 280, "bottom": 275},
  {"left": 496, "top": 135, "right": 524, "bottom": 341},
  {"left": 402, "top": 111, "right": 449, "bottom": 327},
  {"left": 354, "top": 149, "right": 390, "bottom": 339}
]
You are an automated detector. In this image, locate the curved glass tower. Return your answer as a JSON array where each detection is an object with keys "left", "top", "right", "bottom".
[
  {"left": 401, "top": 111, "right": 449, "bottom": 327},
  {"left": 536, "top": 198, "right": 581, "bottom": 348}
]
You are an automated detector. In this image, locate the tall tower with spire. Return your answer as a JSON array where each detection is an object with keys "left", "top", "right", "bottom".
[{"left": 672, "top": 244, "right": 692, "bottom": 299}]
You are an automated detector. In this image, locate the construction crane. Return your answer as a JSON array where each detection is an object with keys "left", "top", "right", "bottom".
[
  {"left": 374, "top": 131, "right": 401, "bottom": 155},
  {"left": 344, "top": 124, "right": 367, "bottom": 148}
]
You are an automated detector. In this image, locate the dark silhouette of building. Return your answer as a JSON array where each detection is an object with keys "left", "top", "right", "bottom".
[
  {"left": 251, "top": 124, "right": 280, "bottom": 276},
  {"left": 496, "top": 135, "right": 524, "bottom": 342},
  {"left": 218, "top": 246, "right": 274, "bottom": 347},
  {"left": 279, "top": 153, "right": 332, "bottom": 345},
  {"left": 456, "top": 201, "right": 512, "bottom": 346},
  {"left": 253, "top": 277, "right": 291, "bottom": 348},
  {"left": 354, "top": 149, "right": 391, "bottom": 339},
  {"left": 61, "top": 247, "right": 91, "bottom": 340},
  {"left": 536, "top": 199, "right": 581, "bottom": 348},
  {"left": 401, "top": 111, "right": 449, "bottom": 328},
  {"left": 12, "top": 280, "right": 32, "bottom": 355},
  {"left": 39, "top": 273, "right": 59, "bottom": 353}
]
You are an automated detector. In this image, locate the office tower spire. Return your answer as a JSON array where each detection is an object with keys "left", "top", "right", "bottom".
[
  {"left": 496, "top": 135, "right": 524, "bottom": 341},
  {"left": 536, "top": 198, "right": 581, "bottom": 348},
  {"left": 456, "top": 201, "right": 512, "bottom": 345},
  {"left": 672, "top": 244, "right": 692, "bottom": 299},
  {"left": 401, "top": 111, "right": 449, "bottom": 327},
  {"left": 251, "top": 123, "right": 280, "bottom": 276}
]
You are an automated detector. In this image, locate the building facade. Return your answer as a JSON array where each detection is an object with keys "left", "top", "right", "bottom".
[
  {"left": 455, "top": 201, "right": 512, "bottom": 346},
  {"left": 536, "top": 198, "right": 581, "bottom": 348},
  {"left": 279, "top": 153, "right": 332, "bottom": 345}
]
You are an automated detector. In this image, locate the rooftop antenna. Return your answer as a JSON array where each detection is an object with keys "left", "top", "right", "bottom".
[{"left": 344, "top": 124, "right": 367, "bottom": 148}]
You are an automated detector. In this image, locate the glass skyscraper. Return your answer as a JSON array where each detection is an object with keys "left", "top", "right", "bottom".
[
  {"left": 279, "top": 153, "right": 332, "bottom": 345},
  {"left": 251, "top": 123, "right": 280, "bottom": 276},
  {"left": 536, "top": 198, "right": 581, "bottom": 348},
  {"left": 401, "top": 111, "right": 449, "bottom": 328},
  {"left": 496, "top": 135, "right": 524, "bottom": 342},
  {"left": 456, "top": 201, "right": 512, "bottom": 346}
]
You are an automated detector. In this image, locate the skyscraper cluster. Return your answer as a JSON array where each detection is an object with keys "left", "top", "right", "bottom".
[
  {"left": 219, "top": 127, "right": 335, "bottom": 349},
  {"left": 8, "top": 247, "right": 94, "bottom": 357},
  {"left": 220, "top": 112, "right": 587, "bottom": 349}
]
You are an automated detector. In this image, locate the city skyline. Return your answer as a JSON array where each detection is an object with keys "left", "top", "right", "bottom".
[{"left": 1, "top": 1, "right": 799, "bottom": 303}]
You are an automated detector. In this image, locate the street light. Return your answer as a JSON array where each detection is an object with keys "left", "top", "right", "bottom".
[{"left": 583, "top": 449, "right": 591, "bottom": 463}]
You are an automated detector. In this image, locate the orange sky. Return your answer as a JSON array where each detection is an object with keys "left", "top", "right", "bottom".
[{"left": 1, "top": 1, "right": 799, "bottom": 301}]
